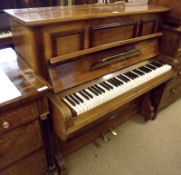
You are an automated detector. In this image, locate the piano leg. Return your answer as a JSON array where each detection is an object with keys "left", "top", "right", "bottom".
[
  {"left": 55, "top": 136, "right": 68, "bottom": 175},
  {"left": 140, "top": 92, "right": 155, "bottom": 121}
]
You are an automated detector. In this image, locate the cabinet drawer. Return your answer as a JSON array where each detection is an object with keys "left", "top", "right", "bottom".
[
  {"left": 159, "top": 79, "right": 181, "bottom": 109},
  {"left": 0, "top": 102, "right": 39, "bottom": 135},
  {"left": 0, "top": 120, "right": 43, "bottom": 170},
  {"left": 0, "top": 149, "right": 47, "bottom": 175}
]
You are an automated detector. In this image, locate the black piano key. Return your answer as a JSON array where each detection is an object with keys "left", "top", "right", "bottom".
[
  {"left": 83, "top": 89, "right": 93, "bottom": 99},
  {"left": 133, "top": 69, "right": 144, "bottom": 76},
  {"left": 95, "top": 84, "right": 105, "bottom": 93},
  {"left": 79, "top": 91, "right": 90, "bottom": 100},
  {"left": 91, "top": 86, "right": 102, "bottom": 94},
  {"left": 69, "top": 95, "right": 80, "bottom": 105},
  {"left": 146, "top": 64, "right": 157, "bottom": 70},
  {"left": 124, "top": 72, "right": 135, "bottom": 80},
  {"left": 65, "top": 96, "right": 76, "bottom": 106},
  {"left": 104, "top": 82, "right": 114, "bottom": 89},
  {"left": 108, "top": 79, "right": 118, "bottom": 87},
  {"left": 88, "top": 87, "right": 99, "bottom": 96},
  {"left": 73, "top": 93, "right": 84, "bottom": 103},
  {"left": 113, "top": 78, "right": 123, "bottom": 85},
  {"left": 139, "top": 66, "right": 151, "bottom": 73},
  {"left": 151, "top": 62, "right": 162, "bottom": 68},
  {"left": 117, "top": 75, "right": 130, "bottom": 82},
  {"left": 156, "top": 61, "right": 165, "bottom": 65},
  {"left": 100, "top": 82, "right": 111, "bottom": 91}
]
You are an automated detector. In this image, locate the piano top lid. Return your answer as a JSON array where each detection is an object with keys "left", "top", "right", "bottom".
[{"left": 4, "top": 4, "right": 169, "bottom": 26}]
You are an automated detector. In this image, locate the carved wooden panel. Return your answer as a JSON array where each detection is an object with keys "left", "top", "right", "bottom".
[
  {"left": 51, "top": 29, "right": 85, "bottom": 57},
  {"left": 89, "top": 22, "right": 137, "bottom": 47},
  {"left": 0, "top": 102, "right": 38, "bottom": 135},
  {"left": 139, "top": 19, "right": 159, "bottom": 36},
  {"left": 0, "top": 149, "right": 47, "bottom": 175},
  {"left": 0, "top": 120, "right": 43, "bottom": 170}
]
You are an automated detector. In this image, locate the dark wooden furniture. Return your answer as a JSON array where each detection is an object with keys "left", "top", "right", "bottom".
[
  {"left": 154, "top": 25, "right": 181, "bottom": 108},
  {"left": 148, "top": 0, "right": 181, "bottom": 107},
  {"left": 0, "top": 48, "right": 58, "bottom": 175},
  {"left": 5, "top": 4, "right": 175, "bottom": 174},
  {"left": 148, "top": 0, "right": 181, "bottom": 26},
  {"left": 0, "top": 0, "right": 57, "bottom": 49}
]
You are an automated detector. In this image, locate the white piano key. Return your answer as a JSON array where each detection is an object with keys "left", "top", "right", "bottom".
[{"left": 63, "top": 62, "right": 172, "bottom": 116}]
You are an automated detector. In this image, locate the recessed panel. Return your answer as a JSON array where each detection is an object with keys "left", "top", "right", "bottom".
[
  {"left": 90, "top": 22, "right": 137, "bottom": 47},
  {"left": 51, "top": 29, "right": 84, "bottom": 56}
]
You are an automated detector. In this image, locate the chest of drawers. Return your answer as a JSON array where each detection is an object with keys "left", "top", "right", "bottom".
[{"left": 0, "top": 48, "right": 57, "bottom": 175}]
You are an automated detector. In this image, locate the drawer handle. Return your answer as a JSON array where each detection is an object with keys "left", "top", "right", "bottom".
[{"left": 2, "top": 121, "right": 10, "bottom": 129}]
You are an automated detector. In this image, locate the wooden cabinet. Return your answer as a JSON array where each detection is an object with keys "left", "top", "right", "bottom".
[
  {"left": 160, "top": 25, "right": 181, "bottom": 59},
  {"left": 149, "top": 0, "right": 181, "bottom": 25},
  {"left": 158, "top": 27, "right": 181, "bottom": 108},
  {"left": 0, "top": 48, "right": 57, "bottom": 175}
]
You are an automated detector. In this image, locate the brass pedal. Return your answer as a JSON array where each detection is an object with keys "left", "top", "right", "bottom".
[
  {"left": 108, "top": 128, "right": 118, "bottom": 136},
  {"left": 100, "top": 131, "right": 110, "bottom": 142}
]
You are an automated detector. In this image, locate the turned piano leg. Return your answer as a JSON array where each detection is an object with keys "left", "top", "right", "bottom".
[
  {"left": 54, "top": 136, "right": 68, "bottom": 175},
  {"left": 140, "top": 92, "right": 155, "bottom": 121},
  {"left": 55, "top": 153, "right": 68, "bottom": 175},
  {"left": 140, "top": 82, "right": 170, "bottom": 121}
]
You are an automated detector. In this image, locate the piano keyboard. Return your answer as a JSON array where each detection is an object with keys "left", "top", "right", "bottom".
[
  {"left": 62, "top": 61, "right": 172, "bottom": 116},
  {"left": 0, "top": 30, "right": 12, "bottom": 39}
]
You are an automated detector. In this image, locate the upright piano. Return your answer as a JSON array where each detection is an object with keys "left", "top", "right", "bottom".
[
  {"left": 0, "top": 0, "right": 57, "bottom": 48},
  {"left": 5, "top": 3, "right": 174, "bottom": 173},
  {"left": 0, "top": 1, "right": 16, "bottom": 48}
]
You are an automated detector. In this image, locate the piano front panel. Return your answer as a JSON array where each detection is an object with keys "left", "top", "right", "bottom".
[
  {"left": 49, "top": 38, "right": 159, "bottom": 92},
  {"left": 51, "top": 29, "right": 85, "bottom": 56},
  {"left": 90, "top": 21, "right": 137, "bottom": 47},
  {"left": 42, "top": 14, "right": 161, "bottom": 59},
  {"left": 139, "top": 19, "right": 159, "bottom": 36}
]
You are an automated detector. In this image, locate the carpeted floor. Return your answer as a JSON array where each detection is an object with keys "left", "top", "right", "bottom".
[{"left": 65, "top": 99, "right": 181, "bottom": 175}]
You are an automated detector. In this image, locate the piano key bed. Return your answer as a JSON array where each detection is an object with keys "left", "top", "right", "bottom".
[{"left": 62, "top": 60, "right": 172, "bottom": 116}]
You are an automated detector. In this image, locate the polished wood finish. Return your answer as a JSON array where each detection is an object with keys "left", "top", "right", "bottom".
[
  {"left": 156, "top": 24, "right": 181, "bottom": 108},
  {"left": 57, "top": 102, "right": 138, "bottom": 156},
  {"left": 5, "top": 5, "right": 168, "bottom": 26},
  {"left": 50, "top": 32, "right": 162, "bottom": 65},
  {"left": 0, "top": 149, "right": 47, "bottom": 175},
  {"left": 149, "top": 0, "right": 181, "bottom": 25},
  {"left": 50, "top": 69, "right": 174, "bottom": 140},
  {"left": 49, "top": 37, "right": 160, "bottom": 92},
  {"left": 160, "top": 25, "right": 181, "bottom": 59},
  {"left": 5, "top": 5, "right": 168, "bottom": 76},
  {"left": 5, "top": 5, "right": 173, "bottom": 173},
  {"left": 0, "top": 48, "right": 57, "bottom": 174}
]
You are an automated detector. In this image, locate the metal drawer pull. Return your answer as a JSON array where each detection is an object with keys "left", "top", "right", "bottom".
[{"left": 2, "top": 121, "right": 10, "bottom": 129}]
